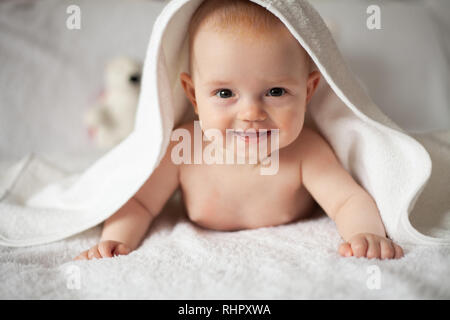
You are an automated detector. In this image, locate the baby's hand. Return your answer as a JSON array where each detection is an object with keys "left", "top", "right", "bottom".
[
  {"left": 338, "top": 233, "right": 404, "bottom": 260},
  {"left": 73, "top": 240, "right": 131, "bottom": 260}
]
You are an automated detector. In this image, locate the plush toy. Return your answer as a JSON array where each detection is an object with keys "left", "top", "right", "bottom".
[{"left": 84, "top": 56, "right": 142, "bottom": 149}]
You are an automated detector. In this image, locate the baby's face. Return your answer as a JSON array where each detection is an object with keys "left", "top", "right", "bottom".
[{"left": 181, "top": 25, "right": 320, "bottom": 154}]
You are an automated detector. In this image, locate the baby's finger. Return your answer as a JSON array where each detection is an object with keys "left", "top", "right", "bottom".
[
  {"left": 393, "top": 244, "right": 404, "bottom": 259},
  {"left": 366, "top": 236, "right": 381, "bottom": 259},
  {"left": 338, "top": 242, "right": 352, "bottom": 257},
  {"left": 113, "top": 243, "right": 131, "bottom": 256},
  {"left": 98, "top": 242, "right": 114, "bottom": 258},
  {"left": 380, "top": 240, "right": 395, "bottom": 260},
  {"left": 88, "top": 246, "right": 102, "bottom": 259},
  {"left": 350, "top": 237, "right": 368, "bottom": 258},
  {"left": 73, "top": 251, "right": 89, "bottom": 261}
]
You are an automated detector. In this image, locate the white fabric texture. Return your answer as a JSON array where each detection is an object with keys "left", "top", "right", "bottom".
[
  {"left": 1, "top": 0, "right": 450, "bottom": 250},
  {"left": 1, "top": 196, "right": 449, "bottom": 299},
  {"left": 3, "top": 158, "right": 449, "bottom": 299}
]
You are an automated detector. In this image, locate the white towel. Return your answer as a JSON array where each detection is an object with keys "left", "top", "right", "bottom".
[{"left": 1, "top": 0, "right": 449, "bottom": 247}]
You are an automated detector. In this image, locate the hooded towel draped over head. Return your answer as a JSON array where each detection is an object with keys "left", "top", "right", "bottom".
[{"left": 1, "top": 0, "right": 449, "bottom": 247}]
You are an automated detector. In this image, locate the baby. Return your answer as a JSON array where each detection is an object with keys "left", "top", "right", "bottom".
[{"left": 75, "top": 0, "right": 403, "bottom": 261}]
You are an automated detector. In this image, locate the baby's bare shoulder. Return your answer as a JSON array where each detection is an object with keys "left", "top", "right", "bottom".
[
  {"left": 296, "top": 126, "right": 336, "bottom": 162},
  {"left": 174, "top": 120, "right": 195, "bottom": 133}
]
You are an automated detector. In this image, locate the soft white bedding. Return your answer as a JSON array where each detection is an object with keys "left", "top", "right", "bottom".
[
  {"left": 1, "top": 0, "right": 449, "bottom": 299},
  {"left": 0, "top": 148, "right": 449, "bottom": 299},
  {"left": 1, "top": 155, "right": 449, "bottom": 299}
]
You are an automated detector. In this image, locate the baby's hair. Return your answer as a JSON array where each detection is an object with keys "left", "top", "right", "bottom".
[{"left": 187, "top": 0, "right": 311, "bottom": 76}]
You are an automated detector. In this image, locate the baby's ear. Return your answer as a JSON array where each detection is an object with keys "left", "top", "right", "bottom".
[
  {"left": 180, "top": 72, "right": 198, "bottom": 113},
  {"left": 306, "top": 71, "right": 321, "bottom": 104}
]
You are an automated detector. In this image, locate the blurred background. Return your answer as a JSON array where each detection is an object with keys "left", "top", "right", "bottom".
[{"left": 0, "top": 0, "right": 449, "bottom": 165}]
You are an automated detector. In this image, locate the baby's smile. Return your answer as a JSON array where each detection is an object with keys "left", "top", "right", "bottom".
[
  {"left": 231, "top": 128, "right": 272, "bottom": 144},
  {"left": 170, "top": 121, "right": 280, "bottom": 174}
]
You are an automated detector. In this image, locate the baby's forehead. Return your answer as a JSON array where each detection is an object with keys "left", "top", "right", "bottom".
[
  {"left": 194, "top": 10, "right": 293, "bottom": 40},
  {"left": 188, "top": 0, "right": 310, "bottom": 74},
  {"left": 190, "top": 25, "right": 309, "bottom": 70},
  {"left": 188, "top": 0, "right": 295, "bottom": 52}
]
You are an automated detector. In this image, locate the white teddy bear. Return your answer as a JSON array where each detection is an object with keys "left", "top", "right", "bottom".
[{"left": 84, "top": 56, "right": 142, "bottom": 149}]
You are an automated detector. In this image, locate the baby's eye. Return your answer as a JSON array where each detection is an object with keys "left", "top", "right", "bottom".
[
  {"left": 215, "top": 89, "right": 234, "bottom": 99},
  {"left": 267, "top": 87, "right": 286, "bottom": 97}
]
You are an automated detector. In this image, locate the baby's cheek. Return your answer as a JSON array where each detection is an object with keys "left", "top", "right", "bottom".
[
  {"left": 279, "top": 109, "right": 304, "bottom": 138},
  {"left": 207, "top": 114, "right": 232, "bottom": 132}
]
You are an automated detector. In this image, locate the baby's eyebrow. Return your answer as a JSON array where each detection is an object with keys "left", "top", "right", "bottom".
[
  {"left": 205, "top": 80, "right": 232, "bottom": 86},
  {"left": 269, "top": 78, "right": 299, "bottom": 85}
]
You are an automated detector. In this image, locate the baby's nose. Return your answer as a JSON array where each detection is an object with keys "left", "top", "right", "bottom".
[{"left": 237, "top": 103, "right": 267, "bottom": 122}]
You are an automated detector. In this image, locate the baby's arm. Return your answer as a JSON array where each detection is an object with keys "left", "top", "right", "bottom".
[
  {"left": 300, "top": 128, "right": 403, "bottom": 259},
  {"left": 74, "top": 138, "right": 180, "bottom": 260}
]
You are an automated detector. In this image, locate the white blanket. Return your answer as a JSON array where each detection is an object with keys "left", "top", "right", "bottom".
[
  {"left": 1, "top": 0, "right": 449, "bottom": 248},
  {"left": 1, "top": 154, "right": 449, "bottom": 299},
  {"left": 1, "top": 182, "right": 449, "bottom": 299}
]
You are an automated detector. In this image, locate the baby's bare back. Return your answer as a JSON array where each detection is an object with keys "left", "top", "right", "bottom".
[{"left": 178, "top": 122, "right": 316, "bottom": 231}]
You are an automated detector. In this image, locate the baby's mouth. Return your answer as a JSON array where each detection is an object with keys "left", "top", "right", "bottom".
[{"left": 231, "top": 129, "right": 272, "bottom": 143}]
